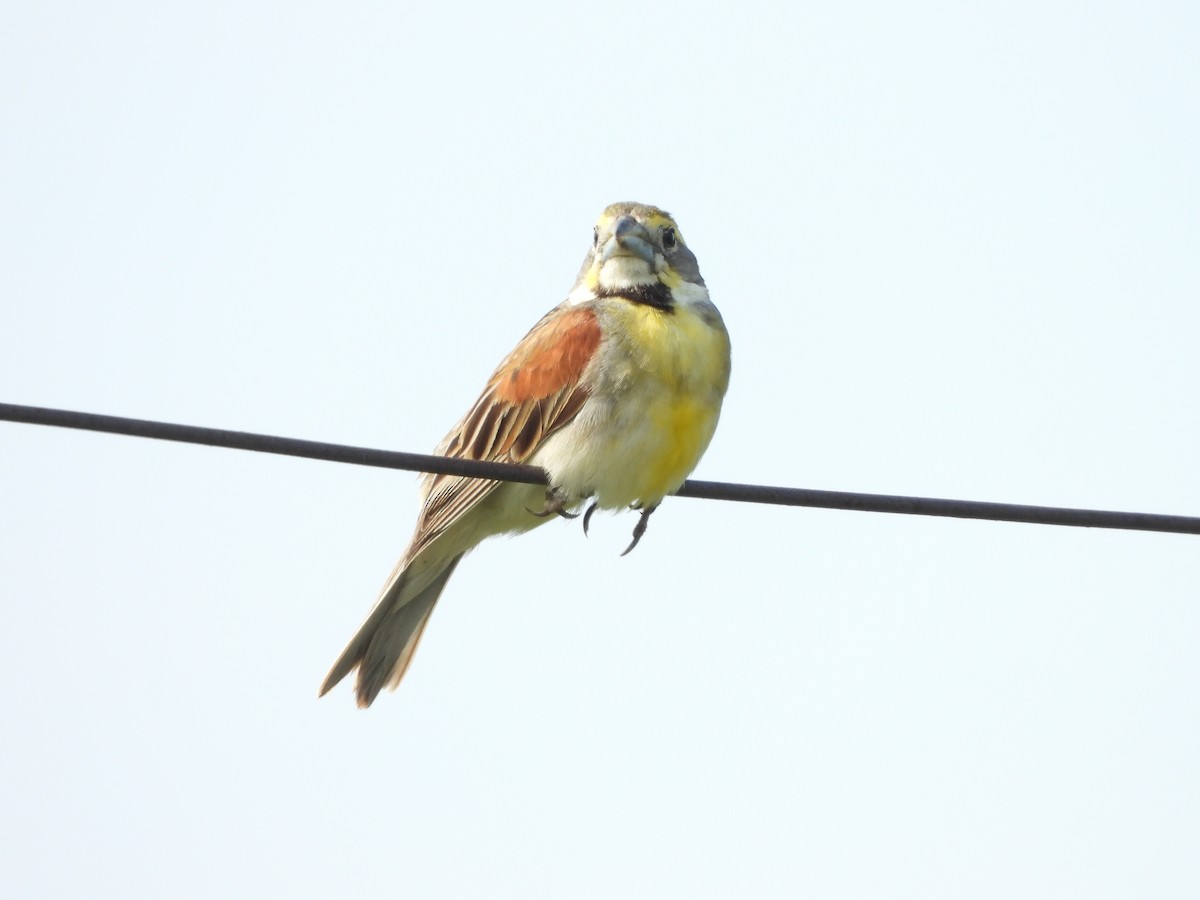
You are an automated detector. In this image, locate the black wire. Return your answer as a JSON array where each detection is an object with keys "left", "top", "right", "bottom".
[
  {"left": 3, "top": 402, "right": 1198, "bottom": 536},
  {"left": 0, "top": 402, "right": 548, "bottom": 485}
]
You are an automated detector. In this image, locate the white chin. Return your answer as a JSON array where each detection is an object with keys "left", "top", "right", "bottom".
[{"left": 598, "top": 257, "right": 656, "bottom": 289}]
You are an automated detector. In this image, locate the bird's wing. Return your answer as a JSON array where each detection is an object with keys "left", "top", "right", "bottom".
[
  {"left": 320, "top": 305, "right": 600, "bottom": 705},
  {"left": 408, "top": 302, "right": 602, "bottom": 557}
]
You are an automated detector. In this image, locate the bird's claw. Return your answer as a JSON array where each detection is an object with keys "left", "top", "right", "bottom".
[
  {"left": 526, "top": 491, "right": 578, "bottom": 520},
  {"left": 582, "top": 501, "right": 599, "bottom": 537},
  {"left": 620, "top": 504, "right": 658, "bottom": 557}
]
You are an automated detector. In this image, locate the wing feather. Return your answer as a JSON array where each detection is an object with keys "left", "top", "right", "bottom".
[{"left": 409, "top": 303, "right": 601, "bottom": 557}]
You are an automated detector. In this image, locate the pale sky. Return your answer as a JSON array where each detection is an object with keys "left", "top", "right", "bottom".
[{"left": 2, "top": 2, "right": 1199, "bottom": 898}]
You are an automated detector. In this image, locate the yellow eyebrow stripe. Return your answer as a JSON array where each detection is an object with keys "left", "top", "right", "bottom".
[{"left": 592, "top": 210, "right": 682, "bottom": 242}]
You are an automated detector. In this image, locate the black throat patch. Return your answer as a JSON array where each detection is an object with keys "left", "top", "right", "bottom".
[{"left": 598, "top": 282, "right": 675, "bottom": 312}]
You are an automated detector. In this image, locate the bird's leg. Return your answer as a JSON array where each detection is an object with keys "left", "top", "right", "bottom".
[
  {"left": 526, "top": 489, "right": 579, "bottom": 520},
  {"left": 582, "top": 501, "right": 599, "bottom": 537},
  {"left": 620, "top": 504, "right": 658, "bottom": 557}
]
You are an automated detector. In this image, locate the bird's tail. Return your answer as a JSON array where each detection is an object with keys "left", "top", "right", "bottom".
[{"left": 319, "top": 554, "right": 463, "bottom": 708}]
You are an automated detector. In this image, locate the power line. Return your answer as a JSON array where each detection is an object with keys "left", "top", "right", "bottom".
[{"left": 2, "top": 401, "right": 1198, "bottom": 536}]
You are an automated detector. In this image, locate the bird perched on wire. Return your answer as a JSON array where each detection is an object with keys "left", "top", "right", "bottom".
[{"left": 320, "top": 201, "right": 731, "bottom": 707}]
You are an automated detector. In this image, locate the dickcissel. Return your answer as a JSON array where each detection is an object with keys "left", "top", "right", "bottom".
[{"left": 320, "top": 202, "right": 731, "bottom": 706}]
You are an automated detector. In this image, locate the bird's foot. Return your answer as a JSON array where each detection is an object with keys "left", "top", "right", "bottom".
[
  {"left": 582, "top": 501, "right": 599, "bottom": 537},
  {"left": 620, "top": 504, "right": 658, "bottom": 557},
  {"left": 526, "top": 490, "right": 578, "bottom": 520}
]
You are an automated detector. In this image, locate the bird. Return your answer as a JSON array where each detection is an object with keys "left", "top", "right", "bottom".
[{"left": 319, "top": 201, "right": 731, "bottom": 707}]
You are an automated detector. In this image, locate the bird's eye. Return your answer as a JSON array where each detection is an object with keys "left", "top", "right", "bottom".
[
  {"left": 592, "top": 226, "right": 599, "bottom": 248},
  {"left": 662, "top": 227, "right": 677, "bottom": 249}
]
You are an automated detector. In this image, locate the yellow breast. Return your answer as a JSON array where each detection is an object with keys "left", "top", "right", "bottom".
[
  {"left": 625, "top": 301, "right": 726, "bottom": 383},
  {"left": 597, "top": 295, "right": 731, "bottom": 503}
]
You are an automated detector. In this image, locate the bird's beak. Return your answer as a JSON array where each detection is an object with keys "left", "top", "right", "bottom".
[{"left": 600, "top": 215, "right": 656, "bottom": 265}]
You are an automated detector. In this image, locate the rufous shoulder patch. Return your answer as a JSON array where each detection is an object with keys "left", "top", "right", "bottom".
[{"left": 492, "top": 306, "right": 601, "bottom": 404}]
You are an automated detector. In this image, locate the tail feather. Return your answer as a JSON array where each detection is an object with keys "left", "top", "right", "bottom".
[{"left": 319, "top": 554, "right": 463, "bottom": 707}]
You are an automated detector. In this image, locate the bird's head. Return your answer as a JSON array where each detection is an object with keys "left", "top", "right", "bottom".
[{"left": 575, "top": 202, "right": 705, "bottom": 295}]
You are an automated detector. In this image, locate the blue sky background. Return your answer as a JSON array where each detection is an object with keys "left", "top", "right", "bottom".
[{"left": 3, "top": 2, "right": 1199, "bottom": 897}]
